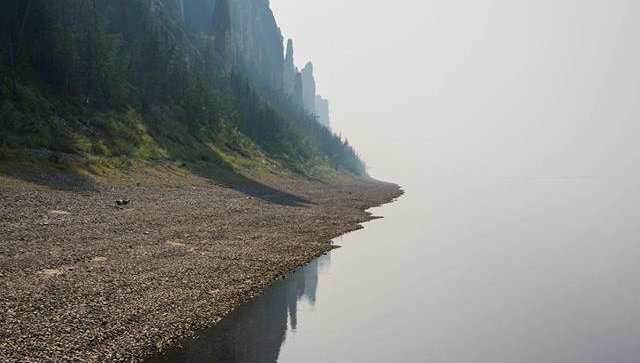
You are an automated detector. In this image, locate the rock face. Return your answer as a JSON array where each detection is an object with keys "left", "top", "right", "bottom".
[
  {"left": 178, "top": 0, "right": 332, "bottom": 126},
  {"left": 183, "top": 0, "right": 215, "bottom": 33},
  {"left": 283, "top": 39, "right": 297, "bottom": 95},
  {"left": 301, "top": 63, "right": 332, "bottom": 129},
  {"left": 300, "top": 62, "right": 317, "bottom": 115},
  {"left": 152, "top": 0, "right": 185, "bottom": 20},
  {"left": 148, "top": 0, "right": 199, "bottom": 70},
  {"left": 172, "top": 0, "right": 185, "bottom": 19},
  {"left": 228, "top": 0, "right": 284, "bottom": 91},
  {"left": 315, "top": 95, "right": 331, "bottom": 128},
  {"left": 212, "top": 0, "right": 232, "bottom": 74}
]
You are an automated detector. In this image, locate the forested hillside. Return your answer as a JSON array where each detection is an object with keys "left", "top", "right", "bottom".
[{"left": 0, "top": 0, "right": 365, "bottom": 177}]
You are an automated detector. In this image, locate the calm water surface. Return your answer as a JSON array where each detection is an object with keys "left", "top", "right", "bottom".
[{"left": 153, "top": 178, "right": 640, "bottom": 363}]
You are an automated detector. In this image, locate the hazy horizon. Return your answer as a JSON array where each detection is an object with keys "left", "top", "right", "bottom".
[{"left": 272, "top": 0, "right": 640, "bottom": 184}]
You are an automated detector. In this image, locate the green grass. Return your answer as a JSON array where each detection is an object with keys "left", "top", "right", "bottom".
[
  {"left": 0, "top": 83, "right": 296, "bottom": 184},
  {"left": 0, "top": 75, "right": 362, "bottom": 189}
]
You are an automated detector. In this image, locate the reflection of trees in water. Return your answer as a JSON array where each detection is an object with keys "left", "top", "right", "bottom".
[{"left": 148, "top": 255, "right": 329, "bottom": 363}]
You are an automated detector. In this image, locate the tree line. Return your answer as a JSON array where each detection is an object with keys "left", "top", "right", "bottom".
[{"left": 0, "top": 0, "right": 365, "bottom": 175}]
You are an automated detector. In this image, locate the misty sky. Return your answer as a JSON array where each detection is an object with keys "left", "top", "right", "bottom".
[{"left": 271, "top": 0, "right": 640, "bottom": 183}]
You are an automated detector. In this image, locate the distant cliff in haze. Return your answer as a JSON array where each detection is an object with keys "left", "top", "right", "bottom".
[
  {"left": 0, "top": 0, "right": 360, "bottom": 176},
  {"left": 227, "top": 1, "right": 333, "bottom": 129}
]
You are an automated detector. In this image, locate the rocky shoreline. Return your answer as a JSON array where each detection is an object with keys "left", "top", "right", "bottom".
[{"left": 0, "top": 173, "right": 402, "bottom": 362}]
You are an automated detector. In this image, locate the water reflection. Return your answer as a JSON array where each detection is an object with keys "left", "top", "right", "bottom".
[
  {"left": 151, "top": 178, "right": 640, "bottom": 363},
  {"left": 148, "top": 254, "right": 330, "bottom": 363}
]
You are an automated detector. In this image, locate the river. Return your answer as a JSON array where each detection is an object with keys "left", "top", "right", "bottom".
[{"left": 151, "top": 177, "right": 640, "bottom": 363}]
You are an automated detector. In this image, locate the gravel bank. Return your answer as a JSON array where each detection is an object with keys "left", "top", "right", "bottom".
[{"left": 0, "top": 174, "right": 402, "bottom": 362}]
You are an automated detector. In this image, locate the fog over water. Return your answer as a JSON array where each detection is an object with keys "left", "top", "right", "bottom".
[
  {"left": 261, "top": 1, "right": 640, "bottom": 362},
  {"left": 152, "top": 2, "right": 640, "bottom": 363},
  {"left": 272, "top": 0, "right": 640, "bottom": 184},
  {"left": 151, "top": 177, "right": 640, "bottom": 363}
]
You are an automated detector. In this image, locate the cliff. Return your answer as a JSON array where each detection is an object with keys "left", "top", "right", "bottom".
[
  {"left": 0, "top": 0, "right": 361, "bottom": 175},
  {"left": 283, "top": 39, "right": 298, "bottom": 97},
  {"left": 179, "top": 0, "right": 331, "bottom": 127},
  {"left": 228, "top": 0, "right": 284, "bottom": 91},
  {"left": 301, "top": 62, "right": 317, "bottom": 114},
  {"left": 301, "top": 62, "right": 332, "bottom": 129}
]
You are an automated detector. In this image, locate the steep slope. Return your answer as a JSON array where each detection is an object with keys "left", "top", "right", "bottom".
[{"left": 0, "top": 0, "right": 364, "bottom": 178}]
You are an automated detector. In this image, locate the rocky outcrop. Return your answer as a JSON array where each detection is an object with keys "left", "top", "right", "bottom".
[
  {"left": 283, "top": 39, "right": 297, "bottom": 95},
  {"left": 300, "top": 62, "right": 316, "bottom": 114},
  {"left": 300, "top": 62, "right": 332, "bottom": 128},
  {"left": 167, "top": 0, "right": 333, "bottom": 126}
]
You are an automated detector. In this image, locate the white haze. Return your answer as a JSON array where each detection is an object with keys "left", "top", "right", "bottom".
[{"left": 271, "top": 0, "right": 640, "bottom": 184}]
